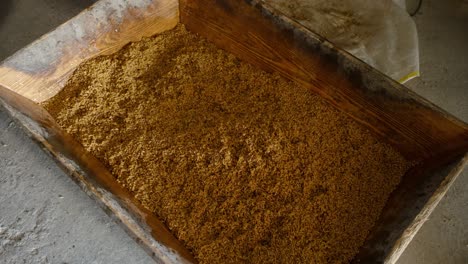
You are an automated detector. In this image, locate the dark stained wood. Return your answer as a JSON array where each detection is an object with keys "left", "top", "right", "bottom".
[
  {"left": 180, "top": 0, "right": 468, "bottom": 162},
  {"left": 0, "top": 0, "right": 467, "bottom": 263},
  {"left": 179, "top": 0, "right": 468, "bottom": 262}
]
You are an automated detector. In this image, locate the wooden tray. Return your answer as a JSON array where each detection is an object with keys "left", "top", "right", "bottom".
[{"left": 0, "top": 0, "right": 467, "bottom": 263}]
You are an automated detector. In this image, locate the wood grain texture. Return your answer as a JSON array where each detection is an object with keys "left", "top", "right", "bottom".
[
  {"left": 0, "top": 0, "right": 196, "bottom": 263},
  {"left": 179, "top": 0, "right": 468, "bottom": 262},
  {"left": 353, "top": 154, "right": 467, "bottom": 263},
  {"left": 383, "top": 154, "right": 467, "bottom": 264},
  {"left": 180, "top": 0, "right": 468, "bottom": 162},
  {"left": 0, "top": 0, "right": 467, "bottom": 263},
  {"left": 0, "top": 0, "right": 178, "bottom": 103}
]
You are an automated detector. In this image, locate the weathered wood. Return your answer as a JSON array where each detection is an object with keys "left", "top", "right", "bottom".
[
  {"left": 370, "top": 154, "right": 467, "bottom": 264},
  {"left": 180, "top": 0, "right": 468, "bottom": 162},
  {"left": 0, "top": 0, "right": 467, "bottom": 263},
  {"left": 0, "top": 0, "right": 195, "bottom": 263},
  {"left": 0, "top": 0, "right": 178, "bottom": 103},
  {"left": 0, "top": 89, "right": 195, "bottom": 264},
  {"left": 353, "top": 154, "right": 467, "bottom": 263},
  {"left": 179, "top": 1, "right": 468, "bottom": 262}
]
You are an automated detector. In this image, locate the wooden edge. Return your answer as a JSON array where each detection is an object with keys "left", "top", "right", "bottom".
[
  {"left": 352, "top": 154, "right": 467, "bottom": 263},
  {"left": 0, "top": 0, "right": 179, "bottom": 103},
  {"left": 0, "top": 84, "right": 196, "bottom": 263},
  {"left": 385, "top": 154, "right": 467, "bottom": 263},
  {"left": 180, "top": 0, "right": 468, "bottom": 262},
  {"left": 180, "top": 0, "right": 468, "bottom": 161},
  {"left": 0, "top": 0, "right": 466, "bottom": 263},
  {"left": 256, "top": 1, "right": 461, "bottom": 125}
]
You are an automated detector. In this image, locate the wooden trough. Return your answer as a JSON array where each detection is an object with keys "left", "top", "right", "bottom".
[{"left": 0, "top": 0, "right": 467, "bottom": 263}]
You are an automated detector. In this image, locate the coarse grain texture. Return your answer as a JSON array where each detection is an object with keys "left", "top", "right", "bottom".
[{"left": 43, "top": 24, "right": 411, "bottom": 264}]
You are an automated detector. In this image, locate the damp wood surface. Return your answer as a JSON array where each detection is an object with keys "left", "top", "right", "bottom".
[{"left": 44, "top": 24, "right": 411, "bottom": 264}]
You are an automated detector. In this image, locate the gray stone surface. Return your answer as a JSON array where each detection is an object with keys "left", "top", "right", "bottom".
[
  {"left": 0, "top": 109, "right": 153, "bottom": 264},
  {"left": 396, "top": 0, "right": 468, "bottom": 263},
  {"left": 404, "top": 0, "right": 468, "bottom": 123},
  {"left": 0, "top": 0, "right": 96, "bottom": 62},
  {"left": 0, "top": 1, "right": 153, "bottom": 263},
  {"left": 0, "top": 0, "right": 467, "bottom": 263}
]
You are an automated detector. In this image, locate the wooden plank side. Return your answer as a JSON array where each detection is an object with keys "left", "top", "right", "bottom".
[
  {"left": 0, "top": 0, "right": 466, "bottom": 263},
  {"left": 0, "top": 83, "right": 195, "bottom": 263},
  {"left": 0, "top": 0, "right": 196, "bottom": 262},
  {"left": 384, "top": 154, "right": 467, "bottom": 263},
  {"left": 179, "top": 0, "right": 468, "bottom": 261},
  {"left": 353, "top": 154, "right": 467, "bottom": 263},
  {"left": 0, "top": 0, "right": 179, "bottom": 103},
  {"left": 180, "top": 0, "right": 468, "bottom": 161}
]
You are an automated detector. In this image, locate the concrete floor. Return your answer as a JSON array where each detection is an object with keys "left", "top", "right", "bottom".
[
  {"left": 0, "top": 0, "right": 467, "bottom": 263},
  {"left": 392, "top": 1, "right": 468, "bottom": 263}
]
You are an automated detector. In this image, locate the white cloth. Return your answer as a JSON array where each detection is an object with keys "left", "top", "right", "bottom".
[{"left": 263, "top": 0, "right": 419, "bottom": 83}]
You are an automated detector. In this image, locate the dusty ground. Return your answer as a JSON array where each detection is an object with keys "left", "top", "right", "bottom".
[{"left": 0, "top": 0, "right": 467, "bottom": 263}]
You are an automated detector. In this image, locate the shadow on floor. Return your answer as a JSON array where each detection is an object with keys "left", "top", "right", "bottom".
[{"left": 0, "top": 0, "right": 13, "bottom": 28}]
